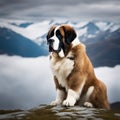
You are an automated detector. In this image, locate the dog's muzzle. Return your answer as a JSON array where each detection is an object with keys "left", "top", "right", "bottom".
[
  {"left": 47, "top": 39, "right": 63, "bottom": 53},
  {"left": 47, "top": 39, "right": 54, "bottom": 52}
]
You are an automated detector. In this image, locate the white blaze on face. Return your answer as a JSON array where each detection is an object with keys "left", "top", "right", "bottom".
[
  {"left": 49, "top": 25, "right": 65, "bottom": 58},
  {"left": 51, "top": 35, "right": 60, "bottom": 51},
  {"left": 50, "top": 26, "right": 61, "bottom": 51}
]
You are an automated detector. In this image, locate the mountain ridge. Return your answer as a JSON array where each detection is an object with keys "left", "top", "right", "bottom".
[{"left": 0, "top": 19, "right": 120, "bottom": 67}]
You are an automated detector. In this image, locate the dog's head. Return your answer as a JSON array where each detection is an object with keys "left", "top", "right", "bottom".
[{"left": 46, "top": 24, "right": 77, "bottom": 57}]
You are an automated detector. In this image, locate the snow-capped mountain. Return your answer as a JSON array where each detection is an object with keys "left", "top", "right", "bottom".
[
  {"left": 0, "top": 19, "right": 120, "bottom": 67},
  {"left": 0, "top": 19, "right": 119, "bottom": 44},
  {"left": 0, "top": 19, "right": 120, "bottom": 44}
]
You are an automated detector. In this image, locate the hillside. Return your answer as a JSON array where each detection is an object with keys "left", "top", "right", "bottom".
[{"left": 0, "top": 105, "right": 120, "bottom": 120}]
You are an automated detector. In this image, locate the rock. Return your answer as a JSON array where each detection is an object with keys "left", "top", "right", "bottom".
[{"left": 0, "top": 105, "right": 120, "bottom": 120}]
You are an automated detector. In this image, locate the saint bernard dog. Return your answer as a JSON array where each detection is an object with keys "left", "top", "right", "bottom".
[{"left": 46, "top": 24, "right": 110, "bottom": 110}]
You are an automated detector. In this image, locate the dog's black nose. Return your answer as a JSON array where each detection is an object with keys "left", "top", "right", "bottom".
[{"left": 47, "top": 39, "right": 54, "bottom": 45}]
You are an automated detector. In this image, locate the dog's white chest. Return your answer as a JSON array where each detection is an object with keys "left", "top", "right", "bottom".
[{"left": 50, "top": 54, "right": 74, "bottom": 88}]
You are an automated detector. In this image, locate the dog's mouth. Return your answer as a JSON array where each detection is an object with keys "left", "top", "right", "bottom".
[
  {"left": 48, "top": 45, "right": 61, "bottom": 53},
  {"left": 49, "top": 45, "right": 54, "bottom": 52}
]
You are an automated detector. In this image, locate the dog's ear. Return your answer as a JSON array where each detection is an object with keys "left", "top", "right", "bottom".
[
  {"left": 63, "top": 25, "right": 77, "bottom": 44},
  {"left": 46, "top": 25, "right": 56, "bottom": 39}
]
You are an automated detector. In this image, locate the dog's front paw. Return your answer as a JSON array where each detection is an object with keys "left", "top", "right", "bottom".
[
  {"left": 62, "top": 98, "right": 76, "bottom": 107},
  {"left": 50, "top": 99, "right": 62, "bottom": 106}
]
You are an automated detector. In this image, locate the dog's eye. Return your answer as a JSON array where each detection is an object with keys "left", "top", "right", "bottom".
[{"left": 56, "top": 30, "right": 62, "bottom": 40}]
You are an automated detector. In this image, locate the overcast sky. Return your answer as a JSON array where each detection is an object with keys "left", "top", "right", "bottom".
[{"left": 0, "top": 0, "right": 120, "bottom": 21}]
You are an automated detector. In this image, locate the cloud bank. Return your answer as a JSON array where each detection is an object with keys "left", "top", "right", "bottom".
[
  {"left": 0, "top": 55, "right": 55, "bottom": 109},
  {"left": 95, "top": 66, "right": 120, "bottom": 103},
  {"left": 0, "top": 55, "right": 120, "bottom": 109}
]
